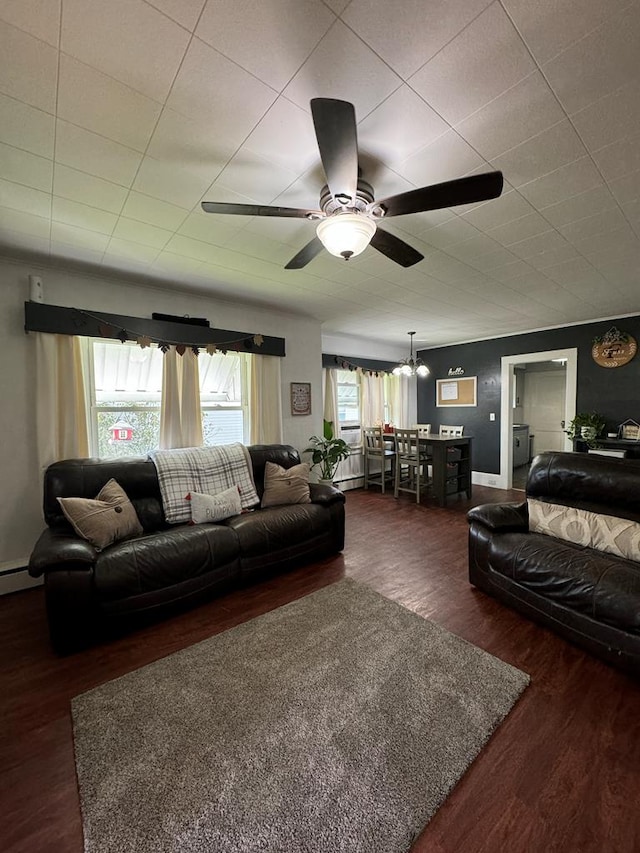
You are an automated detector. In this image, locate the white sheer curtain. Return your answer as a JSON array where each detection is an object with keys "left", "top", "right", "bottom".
[
  {"left": 385, "top": 373, "right": 410, "bottom": 428},
  {"left": 35, "top": 333, "right": 90, "bottom": 470},
  {"left": 361, "top": 372, "right": 385, "bottom": 428},
  {"left": 159, "top": 347, "right": 203, "bottom": 449},
  {"left": 323, "top": 368, "right": 339, "bottom": 436},
  {"left": 249, "top": 354, "right": 283, "bottom": 444}
]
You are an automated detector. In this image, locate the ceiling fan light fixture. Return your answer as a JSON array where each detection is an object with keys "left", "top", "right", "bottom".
[{"left": 316, "top": 213, "right": 376, "bottom": 261}]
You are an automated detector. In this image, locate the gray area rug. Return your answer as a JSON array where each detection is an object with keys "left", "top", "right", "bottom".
[{"left": 72, "top": 579, "right": 529, "bottom": 853}]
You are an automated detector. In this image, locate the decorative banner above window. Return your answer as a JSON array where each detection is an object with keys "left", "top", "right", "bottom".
[
  {"left": 24, "top": 301, "right": 285, "bottom": 357},
  {"left": 591, "top": 327, "right": 637, "bottom": 368},
  {"left": 332, "top": 355, "right": 392, "bottom": 377}
]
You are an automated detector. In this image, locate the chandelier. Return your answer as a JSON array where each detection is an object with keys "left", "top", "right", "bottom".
[{"left": 393, "top": 332, "right": 430, "bottom": 377}]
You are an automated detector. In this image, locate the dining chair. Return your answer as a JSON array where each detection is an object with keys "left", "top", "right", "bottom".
[
  {"left": 362, "top": 426, "right": 396, "bottom": 494},
  {"left": 394, "top": 427, "right": 430, "bottom": 503},
  {"left": 414, "top": 423, "right": 432, "bottom": 436},
  {"left": 439, "top": 425, "right": 464, "bottom": 437}
]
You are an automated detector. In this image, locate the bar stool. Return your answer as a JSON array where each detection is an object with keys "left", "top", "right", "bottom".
[
  {"left": 394, "top": 427, "right": 431, "bottom": 503},
  {"left": 362, "top": 426, "right": 395, "bottom": 493}
]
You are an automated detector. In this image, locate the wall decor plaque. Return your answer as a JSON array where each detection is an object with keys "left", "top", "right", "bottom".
[
  {"left": 290, "top": 382, "right": 311, "bottom": 416},
  {"left": 591, "top": 327, "right": 637, "bottom": 368}
]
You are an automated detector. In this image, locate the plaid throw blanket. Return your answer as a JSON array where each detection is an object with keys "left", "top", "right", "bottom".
[{"left": 149, "top": 443, "right": 259, "bottom": 524}]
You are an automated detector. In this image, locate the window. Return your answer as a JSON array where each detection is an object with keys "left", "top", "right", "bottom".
[
  {"left": 337, "top": 369, "right": 360, "bottom": 425},
  {"left": 199, "top": 352, "right": 249, "bottom": 446},
  {"left": 87, "top": 340, "right": 249, "bottom": 457}
]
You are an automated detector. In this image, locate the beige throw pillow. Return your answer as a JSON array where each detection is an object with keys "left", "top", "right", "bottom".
[
  {"left": 58, "top": 478, "right": 143, "bottom": 550},
  {"left": 261, "top": 461, "right": 311, "bottom": 508},
  {"left": 189, "top": 486, "right": 242, "bottom": 524}
]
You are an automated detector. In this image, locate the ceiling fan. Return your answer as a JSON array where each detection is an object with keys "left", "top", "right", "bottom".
[{"left": 201, "top": 98, "right": 503, "bottom": 270}]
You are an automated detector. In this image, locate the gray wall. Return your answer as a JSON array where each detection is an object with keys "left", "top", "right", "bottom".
[{"left": 417, "top": 315, "right": 640, "bottom": 475}]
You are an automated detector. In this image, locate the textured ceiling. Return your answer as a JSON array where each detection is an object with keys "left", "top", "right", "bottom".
[{"left": 1, "top": 0, "right": 639, "bottom": 348}]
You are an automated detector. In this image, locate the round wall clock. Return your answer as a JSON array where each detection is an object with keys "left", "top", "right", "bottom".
[{"left": 591, "top": 327, "right": 637, "bottom": 368}]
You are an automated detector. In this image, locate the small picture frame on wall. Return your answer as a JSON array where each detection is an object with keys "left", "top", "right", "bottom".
[{"left": 290, "top": 382, "right": 311, "bottom": 416}]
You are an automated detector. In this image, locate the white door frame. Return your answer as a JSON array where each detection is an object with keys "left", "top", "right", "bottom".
[{"left": 499, "top": 347, "right": 577, "bottom": 489}]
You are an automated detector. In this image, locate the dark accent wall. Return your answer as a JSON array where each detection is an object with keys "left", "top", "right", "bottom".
[{"left": 417, "top": 315, "right": 640, "bottom": 475}]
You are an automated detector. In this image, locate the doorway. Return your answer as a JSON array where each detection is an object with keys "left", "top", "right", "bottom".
[{"left": 500, "top": 348, "right": 577, "bottom": 490}]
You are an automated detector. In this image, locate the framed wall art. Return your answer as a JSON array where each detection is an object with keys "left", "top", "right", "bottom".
[
  {"left": 436, "top": 376, "right": 477, "bottom": 407},
  {"left": 290, "top": 382, "right": 311, "bottom": 416}
]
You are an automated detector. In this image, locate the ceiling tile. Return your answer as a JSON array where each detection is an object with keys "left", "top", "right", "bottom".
[
  {"left": 61, "top": 0, "right": 190, "bottom": 103},
  {"left": 492, "top": 120, "right": 587, "bottom": 187},
  {"left": 543, "top": 5, "right": 640, "bottom": 115},
  {"left": 358, "top": 86, "right": 450, "bottom": 166},
  {"left": 58, "top": 55, "right": 162, "bottom": 152},
  {"left": 53, "top": 164, "right": 128, "bottom": 214},
  {"left": 508, "top": 229, "right": 572, "bottom": 260},
  {"left": 146, "top": 108, "right": 232, "bottom": 185},
  {"left": 213, "top": 150, "right": 299, "bottom": 204},
  {"left": 0, "top": 178, "right": 50, "bottom": 217},
  {"left": 571, "top": 82, "right": 640, "bottom": 153},
  {"left": 456, "top": 72, "right": 565, "bottom": 160},
  {"left": 591, "top": 132, "right": 640, "bottom": 183},
  {"left": 121, "top": 191, "right": 189, "bottom": 231},
  {"left": 283, "top": 20, "right": 401, "bottom": 117},
  {"left": 49, "top": 241, "right": 105, "bottom": 266},
  {"left": 397, "top": 130, "right": 485, "bottom": 186},
  {"left": 111, "top": 217, "right": 173, "bottom": 249},
  {"left": 420, "top": 217, "right": 481, "bottom": 249},
  {"left": 177, "top": 211, "right": 240, "bottom": 246},
  {"left": 0, "top": 205, "right": 50, "bottom": 238},
  {"left": 51, "top": 196, "right": 117, "bottom": 235},
  {"left": 0, "top": 0, "right": 60, "bottom": 47},
  {"left": 104, "top": 237, "right": 159, "bottom": 264},
  {"left": 502, "top": 0, "right": 629, "bottom": 65},
  {"left": 488, "top": 258, "right": 535, "bottom": 282},
  {"left": 410, "top": 2, "right": 535, "bottom": 125},
  {"left": 50, "top": 221, "right": 110, "bottom": 251},
  {"left": 488, "top": 212, "right": 552, "bottom": 246},
  {"left": 145, "top": 0, "right": 205, "bottom": 31},
  {"left": 0, "top": 20, "right": 57, "bottom": 112},
  {"left": 0, "top": 93, "right": 54, "bottom": 158},
  {"left": 525, "top": 242, "right": 580, "bottom": 270},
  {"left": 461, "top": 189, "right": 534, "bottom": 230},
  {"left": 540, "top": 184, "right": 619, "bottom": 228},
  {"left": 558, "top": 208, "right": 628, "bottom": 245},
  {"left": 55, "top": 120, "right": 143, "bottom": 188},
  {"left": 608, "top": 170, "right": 640, "bottom": 206},
  {"left": 0, "top": 142, "right": 52, "bottom": 192},
  {"left": 196, "top": 0, "right": 334, "bottom": 92},
  {"left": 243, "top": 98, "right": 320, "bottom": 175},
  {"left": 132, "top": 156, "right": 210, "bottom": 209},
  {"left": 517, "top": 157, "right": 603, "bottom": 209},
  {"left": 343, "top": 0, "right": 492, "bottom": 79}
]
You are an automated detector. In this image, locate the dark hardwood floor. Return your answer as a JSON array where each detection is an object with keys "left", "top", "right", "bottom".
[{"left": 2, "top": 485, "right": 640, "bottom": 853}]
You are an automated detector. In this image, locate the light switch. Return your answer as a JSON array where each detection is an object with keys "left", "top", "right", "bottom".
[{"left": 489, "top": 413, "right": 496, "bottom": 421}]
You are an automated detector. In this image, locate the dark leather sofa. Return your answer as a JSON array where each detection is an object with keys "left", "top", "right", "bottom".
[
  {"left": 468, "top": 451, "right": 640, "bottom": 676},
  {"left": 29, "top": 444, "right": 345, "bottom": 653}
]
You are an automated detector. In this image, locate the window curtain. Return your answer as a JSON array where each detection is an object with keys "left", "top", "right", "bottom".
[
  {"left": 35, "top": 333, "right": 90, "bottom": 470},
  {"left": 249, "top": 354, "right": 283, "bottom": 444},
  {"left": 323, "top": 368, "right": 339, "bottom": 436},
  {"left": 159, "top": 347, "right": 203, "bottom": 449},
  {"left": 385, "top": 374, "right": 410, "bottom": 428},
  {"left": 361, "top": 372, "right": 385, "bottom": 428}
]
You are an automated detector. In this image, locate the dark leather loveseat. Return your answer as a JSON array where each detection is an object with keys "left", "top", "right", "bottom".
[
  {"left": 468, "top": 451, "right": 640, "bottom": 676},
  {"left": 29, "top": 444, "right": 345, "bottom": 653}
]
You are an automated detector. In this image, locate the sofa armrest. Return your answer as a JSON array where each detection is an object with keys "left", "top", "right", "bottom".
[
  {"left": 29, "top": 527, "right": 98, "bottom": 577},
  {"left": 309, "top": 482, "right": 346, "bottom": 507},
  {"left": 467, "top": 501, "right": 527, "bottom": 532}
]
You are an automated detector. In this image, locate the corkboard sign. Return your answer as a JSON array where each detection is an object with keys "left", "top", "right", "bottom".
[{"left": 436, "top": 376, "right": 477, "bottom": 407}]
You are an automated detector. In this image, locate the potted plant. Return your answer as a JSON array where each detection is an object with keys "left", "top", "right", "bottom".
[
  {"left": 564, "top": 412, "right": 606, "bottom": 448},
  {"left": 304, "top": 423, "right": 351, "bottom": 484}
]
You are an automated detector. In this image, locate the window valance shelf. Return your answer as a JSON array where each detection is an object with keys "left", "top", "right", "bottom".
[{"left": 24, "top": 302, "right": 285, "bottom": 357}]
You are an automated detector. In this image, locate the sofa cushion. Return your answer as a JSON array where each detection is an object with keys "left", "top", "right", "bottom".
[
  {"left": 261, "top": 461, "right": 311, "bottom": 508},
  {"left": 94, "top": 524, "right": 240, "bottom": 601},
  {"left": 223, "top": 503, "right": 328, "bottom": 557},
  {"left": 189, "top": 486, "right": 242, "bottom": 523},
  {"left": 58, "top": 479, "right": 143, "bottom": 550},
  {"left": 488, "top": 531, "right": 640, "bottom": 634},
  {"left": 529, "top": 498, "right": 640, "bottom": 562}
]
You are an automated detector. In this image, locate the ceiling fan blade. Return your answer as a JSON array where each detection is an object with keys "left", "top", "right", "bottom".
[
  {"left": 375, "top": 171, "right": 504, "bottom": 218},
  {"left": 310, "top": 98, "right": 359, "bottom": 204},
  {"left": 201, "top": 201, "right": 321, "bottom": 218},
  {"left": 370, "top": 228, "right": 423, "bottom": 267},
  {"left": 284, "top": 236, "right": 324, "bottom": 270}
]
